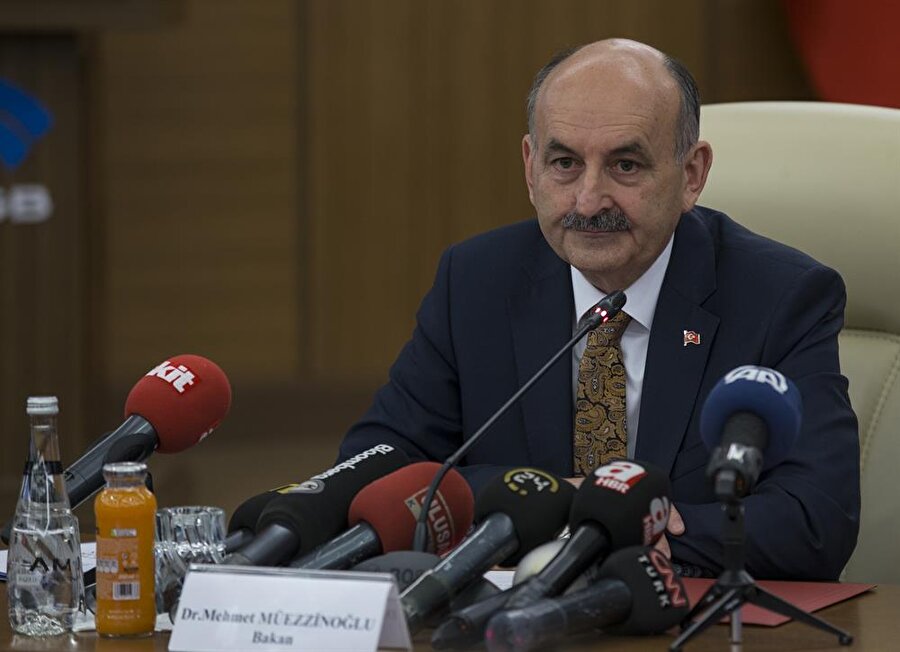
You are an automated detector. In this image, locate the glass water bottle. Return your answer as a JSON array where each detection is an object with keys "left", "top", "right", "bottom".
[{"left": 6, "top": 396, "right": 85, "bottom": 636}]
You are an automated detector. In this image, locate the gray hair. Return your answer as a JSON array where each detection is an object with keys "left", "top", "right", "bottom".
[{"left": 525, "top": 46, "right": 701, "bottom": 161}]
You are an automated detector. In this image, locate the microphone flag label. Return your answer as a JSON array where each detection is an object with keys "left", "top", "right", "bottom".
[
  {"left": 591, "top": 461, "right": 647, "bottom": 495},
  {"left": 404, "top": 489, "right": 456, "bottom": 556},
  {"left": 502, "top": 468, "right": 560, "bottom": 496},
  {"left": 724, "top": 365, "right": 789, "bottom": 393},
  {"left": 644, "top": 549, "right": 687, "bottom": 608},
  {"left": 146, "top": 360, "right": 200, "bottom": 394},
  {"left": 642, "top": 496, "right": 671, "bottom": 546}
]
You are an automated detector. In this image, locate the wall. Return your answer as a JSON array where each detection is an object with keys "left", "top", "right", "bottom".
[{"left": 0, "top": 0, "right": 812, "bottom": 516}]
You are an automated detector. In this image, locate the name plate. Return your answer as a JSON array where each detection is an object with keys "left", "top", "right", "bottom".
[{"left": 168, "top": 565, "right": 412, "bottom": 652}]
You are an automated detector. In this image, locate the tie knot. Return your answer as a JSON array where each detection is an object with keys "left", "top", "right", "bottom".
[{"left": 587, "top": 310, "right": 631, "bottom": 347}]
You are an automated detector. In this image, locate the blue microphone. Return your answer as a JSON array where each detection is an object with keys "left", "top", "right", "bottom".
[{"left": 700, "top": 365, "right": 802, "bottom": 500}]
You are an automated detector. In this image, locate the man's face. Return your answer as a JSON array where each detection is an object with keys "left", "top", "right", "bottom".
[{"left": 523, "top": 55, "right": 707, "bottom": 292}]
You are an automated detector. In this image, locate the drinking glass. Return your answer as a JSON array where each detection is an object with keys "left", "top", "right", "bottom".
[{"left": 154, "top": 506, "right": 226, "bottom": 621}]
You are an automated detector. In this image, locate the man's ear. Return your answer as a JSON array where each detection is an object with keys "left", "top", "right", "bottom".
[
  {"left": 522, "top": 134, "right": 537, "bottom": 205},
  {"left": 681, "top": 140, "right": 713, "bottom": 212}
]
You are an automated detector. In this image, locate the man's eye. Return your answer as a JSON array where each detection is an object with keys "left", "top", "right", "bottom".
[
  {"left": 615, "top": 160, "right": 639, "bottom": 173},
  {"left": 552, "top": 157, "right": 579, "bottom": 171}
]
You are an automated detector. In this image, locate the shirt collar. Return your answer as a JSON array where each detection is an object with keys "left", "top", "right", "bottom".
[{"left": 571, "top": 235, "right": 674, "bottom": 331}]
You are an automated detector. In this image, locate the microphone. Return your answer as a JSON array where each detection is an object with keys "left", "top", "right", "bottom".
[
  {"left": 224, "top": 445, "right": 409, "bottom": 566},
  {"left": 2, "top": 354, "right": 231, "bottom": 544},
  {"left": 700, "top": 365, "right": 802, "bottom": 500},
  {"left": 226, "top": 490, "right": 277, "bottom": 552},
  {"left": 401, "top": 467, "right": 575, "bottom": 633},
  {"left": 411, "top": 290, "right": 627, "bottom": 552},
  {"left": 290, "top": 462, "right": 473, "bottom": 569},
  {"left": 432, "top": 459, "right": 672, "bottom": 649},
  {"left": 484, "top": 546, "right": 689, "bottom": 652},
  {"left": 353, "top": 551, "right": 501, "bottom": 626},
  {"left": 354, "top": 551, "right": 444, "bottom": 591}
]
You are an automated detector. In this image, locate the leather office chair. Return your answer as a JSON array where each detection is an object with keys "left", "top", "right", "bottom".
[{"left": 698, "top": 101, "right": 900, "bottom": 584}]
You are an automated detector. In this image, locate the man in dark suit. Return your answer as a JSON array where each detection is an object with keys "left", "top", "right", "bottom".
[{"left": 338, "top": 39, "right": 859, "bottom": 579}]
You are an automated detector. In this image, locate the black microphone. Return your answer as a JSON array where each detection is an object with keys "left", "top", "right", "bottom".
[
  {"left": 411, "top": 290, "right": 627, "bottom": 552},
  {"left": 700, "top": 365, "right": 802, "bottom": 500},
  {"left": 224, "top": 445, "right": 409, "bottom": 566},
  {"left": 226, "top": 490, "right": 276, "bottom": 553},
  {"left": 484, "top": 546, "right": 689, "bottom": 652},
  {"left": 401, "top": 467, "right": 575, "bottom": 633},
  {"left": 353, "top": 551, "right": 501, "bottom": 627},
  {"left": 432, "top": 459, "right": 672, "bottom": 649},
  {"left": 430, "top": 539, "right": 594, "bottom": 651},
  {"left": 355, "top": 551, "right": 443, "bottom": 591}
]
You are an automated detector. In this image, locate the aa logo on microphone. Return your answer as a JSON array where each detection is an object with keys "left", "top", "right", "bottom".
[
  {"left": 592, "top": 460, "right": 647, "bottom": 494},
  {"left": 724, "top": 365, "right": 788, "bottom": 394},
  {"left": 146, "top": 360, "right": 201, "bottom": 394}
]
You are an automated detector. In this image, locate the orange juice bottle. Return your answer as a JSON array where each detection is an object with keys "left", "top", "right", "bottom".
[{"left": 94, "top": 462, "right": 157, "bottom": 636}]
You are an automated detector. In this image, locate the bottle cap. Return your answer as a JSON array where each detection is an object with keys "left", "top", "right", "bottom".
[
  {"left": 26, "top": 396, "right": 59, "bottom": 415},
  {"left": 102, "top": 461, "right": 148, "bottom": 475}
]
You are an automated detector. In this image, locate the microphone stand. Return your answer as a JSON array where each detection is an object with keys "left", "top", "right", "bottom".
[
  {"left": 411, "top": 290, "right": 627, "bottom": 552},
  {"left": 670, "top": 491, "right": 853, "bottom": 651}
]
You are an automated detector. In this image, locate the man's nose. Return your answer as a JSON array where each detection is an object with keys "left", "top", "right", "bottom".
[{"left": 574, "top": 168, "right": 615, "bottom": 216}]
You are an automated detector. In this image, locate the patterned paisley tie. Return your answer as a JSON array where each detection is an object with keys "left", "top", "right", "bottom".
[{"left": 573, "top": 310, "right": 632, "bottom": 476}]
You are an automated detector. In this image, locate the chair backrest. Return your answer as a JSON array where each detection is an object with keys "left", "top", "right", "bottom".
[{"left": 699, "top": 101, "right": 900, "bottom": 583}]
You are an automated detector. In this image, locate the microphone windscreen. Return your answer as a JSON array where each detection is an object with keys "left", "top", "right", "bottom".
[
  {"left": 124, "top": 354, "right": 232, "bottom": 453},
  {"left": 512, "top": 539, "right": 567, "bottom": 585},
  {"left": 473, "top": 468, "right": 574, "bottom": 566},
  {"left": 257, "top": 445, "right": 410, "bottom": 553},
  {"left": 510, "top": 538, "right": 594, "bottom": 596},
  {"left": 700, "top": 365, "right": 802, "bottom": 466},
  {"left": 228, "top": 491, "right": 278, "bottom": 534},
  {"left": 597, "top": 546, "right": 689, "bottom": 635},
  {"left": 569, "top": 460, "right": 672, "bottom": 549},
  {"left": 348, "top": 462, "right": 473, "bottom": 556}
]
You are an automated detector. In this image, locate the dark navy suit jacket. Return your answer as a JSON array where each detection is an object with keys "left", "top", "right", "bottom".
[{"left": 339, "top": 207, "right": 860, "bottom": 580}]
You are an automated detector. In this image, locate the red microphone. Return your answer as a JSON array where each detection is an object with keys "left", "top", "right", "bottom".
[
  {"left": 124, "top": 354, "right": 232, "bottom": 453},
  {"left": 290, "top": 462, "right": 474, "bottom": 570},
  {"left": 68, "top": 353, "right": 231, "bottom": 505},
  {"left": 65, "top": 354, "right": 231, "bottom": 507},
  {"left": 1, "top": 354, "right": 231, "bottom": 544}
]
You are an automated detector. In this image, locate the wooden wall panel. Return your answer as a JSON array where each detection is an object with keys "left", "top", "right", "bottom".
[
  {"left": 0, "top": 36, "right": 90, "bottom": 513},
  {"left": 304, "top": 0, "right": 714, "bottom": 381},
  {"left": 95, "top": 0, "right": 300, "bottom": 388},
  {"left": 0, "top": 0, "right": 816, "bottom": 518},
  {"left": 92, "top": 0, "right": 811, "bottom": 394}
]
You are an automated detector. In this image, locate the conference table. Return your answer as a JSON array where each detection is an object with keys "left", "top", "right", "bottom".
[{"left": 0, "top": 584, "right": 897, "bottom": 651}]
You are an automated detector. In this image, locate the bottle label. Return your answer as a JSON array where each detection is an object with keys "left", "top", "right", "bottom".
[
  {"left": 96, "top": 535, "right": 141, "bottom": 602},
  {"left": 12, "top": 566, "right": 44, "bottom": 588},
  {"left": 21, "top": 460, "right": 64, "bottom": 474}
]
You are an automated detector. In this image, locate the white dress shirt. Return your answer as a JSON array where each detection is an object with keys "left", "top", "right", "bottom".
[{"left": 571, "top": 236, "right": 674, "bottom": 458}]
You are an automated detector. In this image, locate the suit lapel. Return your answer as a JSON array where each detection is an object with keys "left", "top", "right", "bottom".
[
  {"left": 508, "top": 236, "right": 575, "bottom": 476},
  {"left": 636, "top": 212, "right": 719, "bottom": 475}
]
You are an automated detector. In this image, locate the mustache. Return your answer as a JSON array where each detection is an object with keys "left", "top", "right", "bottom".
[{"left": 561, "top": 208, "right": 630, "bottom": 232}]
